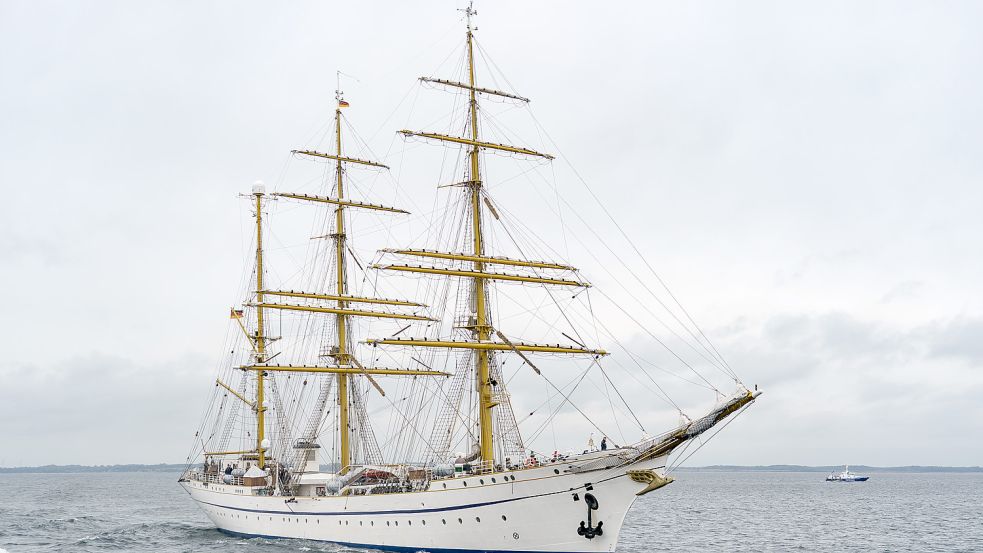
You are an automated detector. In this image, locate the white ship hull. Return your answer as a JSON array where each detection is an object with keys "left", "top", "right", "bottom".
[{"left": 182, "top": 453, "right": 668, "bottom": 553}]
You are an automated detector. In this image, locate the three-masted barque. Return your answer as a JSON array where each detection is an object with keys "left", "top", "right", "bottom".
[{"left": 180, "top": 5, "right": 761, "bottom": 552}]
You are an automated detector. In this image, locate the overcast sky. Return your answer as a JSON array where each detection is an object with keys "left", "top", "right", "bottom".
[{"left": 1, "top": 1, "right": 981, "bottom": 467}]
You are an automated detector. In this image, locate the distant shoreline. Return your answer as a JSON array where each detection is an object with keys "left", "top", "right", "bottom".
[
  {"left": 675, "top": 465, "right": 983, "bottom": 473},
  {"left": 1, "top": 463, "right": 981, "bottom": 474},
  {"left": 0, "top": 463, "right": 187, "bottom": 474}
]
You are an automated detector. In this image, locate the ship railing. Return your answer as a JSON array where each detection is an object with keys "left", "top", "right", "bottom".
[
  {"left": 334, "top": 465, "right": 432, "bottom": 494},
  {"left": 184, "top": 469, "right": 244, "bottom": 486},
  {"left": 420, "top": 449, "right": 641, "bottom": 482},
  {"left": 510, "top": 452, "right": 570, "bottom": 470},
  {"left": 431, "top": 459, "right": 496, "bottom": 478},
  {"left": 424, "top": 455, "right": 557, "bottom": 480},
  {"left": 468, "top": 459, "right": 496, "bottom": 475},
  {"left": 350, "top": 476, "right": 417, "bottom": 496}
]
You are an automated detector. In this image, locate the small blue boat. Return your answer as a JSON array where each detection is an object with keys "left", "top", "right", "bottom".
[{"left": 826, "top": 465, "right": 869, "bottom": 482}]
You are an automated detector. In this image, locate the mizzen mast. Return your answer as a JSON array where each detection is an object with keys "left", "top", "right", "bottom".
[{"left": 253, "top": 183, "right": 268, "bottom": 469}]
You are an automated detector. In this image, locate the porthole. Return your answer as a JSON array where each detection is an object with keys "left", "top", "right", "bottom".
[
  {"left": 442, "top": 519, "right": 446, "bottom": 525},
  {"left": 502, "top": 515, "right": 507, "bottom": 521},
  {"left": 360, "top": 521, "right": 363, "bottom": 526},
  {"left": 458, "top": 518, "right": 463, "bottom": 524},
  {"left": 442, "top": 483, "right": 447, "bottom": 489},
  {"left": 476, "top": 517, "right": 481, "bottom": 523},
  {"left": 422, "top": 520, "right": 427, "bottom": 525},
  {"left": 395, "top": 521, "right": 399, "bottom": 526},
  {"left": 480, "top": 479, "right": 484, "bottom": 484},
  {"left": 491, "top": 477, "right": 496, "bottom": 483},
  {"left": 386, "top": 521, "right": 390, "bottom": 527},
  {"left": 408, "top": 520, "right": 412, "bottom": 526},
  {"left": 371, "top": 521, "right": 374, "bottom": 526},
  {"left": 463, "top": 481, "right": 468, "bottom": 487},
  {"left": 554, "top": 469, "right": 560, "bottom": 474},
  {"left": 338, "top": 520, "right": 342, "bottom": 525},
  {"left": 345, "top": 520, "right": 349, "bottom": 525}
]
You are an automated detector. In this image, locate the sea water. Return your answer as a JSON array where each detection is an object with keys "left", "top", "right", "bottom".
[{"left": 0, "top": 471, "right": 980, "bottom": 552}]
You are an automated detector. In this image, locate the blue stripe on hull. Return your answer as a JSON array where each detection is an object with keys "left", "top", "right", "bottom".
[{"left": 216, "top": 527, "right": 587, "bottom": 553}]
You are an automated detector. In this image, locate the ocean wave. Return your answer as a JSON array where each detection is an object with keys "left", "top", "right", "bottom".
[{"left": 66, "top": 520, "right": 219, "bottom": 550}]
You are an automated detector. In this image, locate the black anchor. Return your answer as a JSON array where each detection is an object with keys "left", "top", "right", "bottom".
[{"left": 576, "top": 493, "right": 604, "bottom": 539}]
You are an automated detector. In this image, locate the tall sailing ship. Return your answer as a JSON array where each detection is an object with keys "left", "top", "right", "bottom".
[{"left": 180, "top": 5, "right": 761, "bottom": 552}]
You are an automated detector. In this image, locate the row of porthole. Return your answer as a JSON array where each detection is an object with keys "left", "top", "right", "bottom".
[
  {"left": 442, "top": 474, "right": 520, "bottom": 489},
  {"left": 219, "top": 511, "right": 510, "bottom": 527}
]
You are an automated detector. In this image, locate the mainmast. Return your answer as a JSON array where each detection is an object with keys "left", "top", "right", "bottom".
[{"left": 246, "top": 83, "right": 447, "bottom": 475}]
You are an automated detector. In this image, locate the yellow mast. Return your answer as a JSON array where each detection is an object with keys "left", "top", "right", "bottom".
[
  {"left": 264, "top": 86, "right": 414, "bottom": 475},
  {"left": 332, "top": 91, "right": 352, "bottom": 473},
  {"left": 369, "top": 3, "right": 603, "bottom": 470},
  {"left": 463, "top": 8, "right": 496, "bottom": 466},
  {"left": 253, "top": 184, "right": 268, "bottom": 469}
]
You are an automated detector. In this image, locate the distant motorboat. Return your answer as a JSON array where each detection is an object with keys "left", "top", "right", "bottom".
[{"left": 826, "top": 465, "right": 869, "bottom": 482}]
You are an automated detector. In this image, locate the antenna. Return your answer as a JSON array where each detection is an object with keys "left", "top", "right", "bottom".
[
  {"left": 459, "top": 0, "right": 477, "bottom": 31},
  {"left": 335, "top": 70, "right": 360, "bottom": 105}
]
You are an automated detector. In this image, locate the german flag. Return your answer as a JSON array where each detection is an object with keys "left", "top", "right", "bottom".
[
  {"left": 338, "top": 99, "right": 350, "bottom": 108},
  {"left": 230, "top": 308, "right": 244, "bottom": 319}
]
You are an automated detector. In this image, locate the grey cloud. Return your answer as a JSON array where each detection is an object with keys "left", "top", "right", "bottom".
[
  {"left": 2, "top": 1, "right": 982, "bottom": 467},
  {"left": 928, "top": 317, "right": 983, "bottom": 365},
  {"left": 880, "top": 280, "right": 924, "bottom": 303}
]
